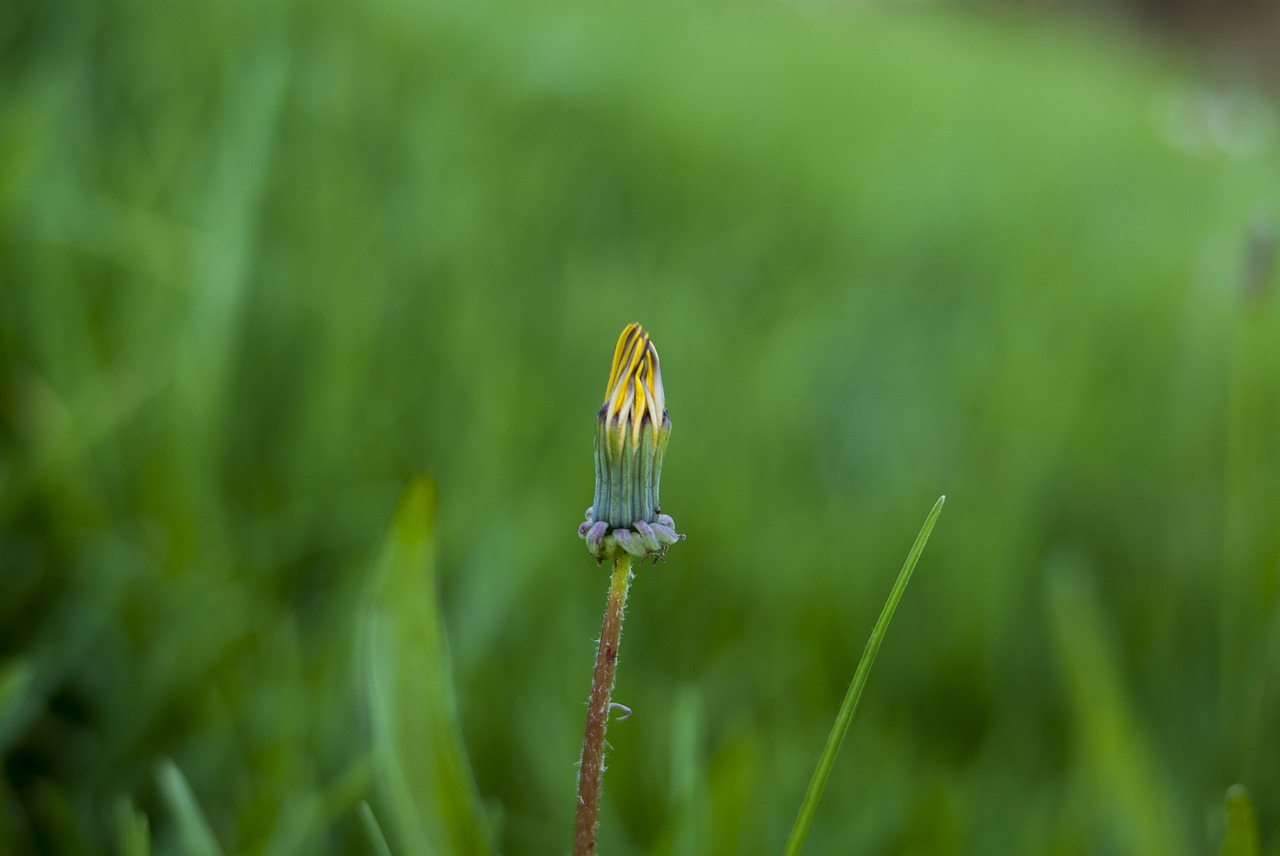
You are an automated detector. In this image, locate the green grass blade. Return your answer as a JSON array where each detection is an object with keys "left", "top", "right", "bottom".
[
  {"left": 1219, "top": 785, "right": 1260, "bottom": 856},
  {"left": 357, "top": 801, "right": 394, "bottom": 856},
  {"left": 114, "top": 797, "right": 150, "bottom": 856},
  {"left": 783, "top": 495, "right": 945, "bottom": 856},
  {"left": 0, "top": 659, "right": 35, "bottom": 750},
  {"left": 1047, "top": 554, "right": 1188, "bottom": 856},
  {"left": 659, "top": 686, "right": 705, "bottom": 856},
  {"left": 357, "top": 477, "right": 494, "bottom": 856},
  {"left": 156, "top": 760, "right": 224, "bottom": 856}
]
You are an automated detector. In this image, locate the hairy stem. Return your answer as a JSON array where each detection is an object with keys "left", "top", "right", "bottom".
[{"left": 573, "top": 553, "right": 633, "bottom": 856}]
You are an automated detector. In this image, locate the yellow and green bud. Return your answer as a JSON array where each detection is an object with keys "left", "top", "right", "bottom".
[{"left": 579, "top": 324, "right": 684, "bottom": 563}]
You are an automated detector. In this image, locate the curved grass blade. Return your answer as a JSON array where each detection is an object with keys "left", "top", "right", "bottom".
[
  {"left": 358, "top": 801, "right": 394, "bottom": 856},
  {"left": 1048, "top": 554, "right": 1187, "bottom": 856},
  {"left": 783, "top": 496, "right": 945, "bottom": 856},
  {"left": 358, "top": 477, "right": 494, "bottom": 856},
  {"left": 156, "top": 760, "right": 224, "bottom": 856},
  {"left": 114, "top": 797, "right": 150, "bottom": 856}
]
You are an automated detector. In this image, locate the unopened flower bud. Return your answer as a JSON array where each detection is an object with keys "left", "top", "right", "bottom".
[{"left": 579, "top": 324, "right": 684, "bottom": 563}]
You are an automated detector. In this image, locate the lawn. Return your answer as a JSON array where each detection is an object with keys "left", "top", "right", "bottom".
[{"left": 1, "top": 0, "right": 1278, "bottom": 853}]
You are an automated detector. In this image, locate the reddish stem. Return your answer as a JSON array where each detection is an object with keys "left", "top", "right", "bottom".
[{"left": 573, "top": 554, "right": 633, "bottom": 856}]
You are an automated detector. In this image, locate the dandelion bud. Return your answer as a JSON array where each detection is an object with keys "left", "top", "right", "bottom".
[{"left": 579, "top": 324, "right": 684, "bottom": 563}]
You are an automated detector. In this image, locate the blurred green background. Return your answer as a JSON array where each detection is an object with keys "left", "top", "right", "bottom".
[{"left": 2, "top": 0, "right": 1279, "bottom": 853}]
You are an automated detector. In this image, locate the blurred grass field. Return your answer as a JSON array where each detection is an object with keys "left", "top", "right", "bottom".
[{"left": 2, "top": 0, "right": 1279, "bottom": 853}]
